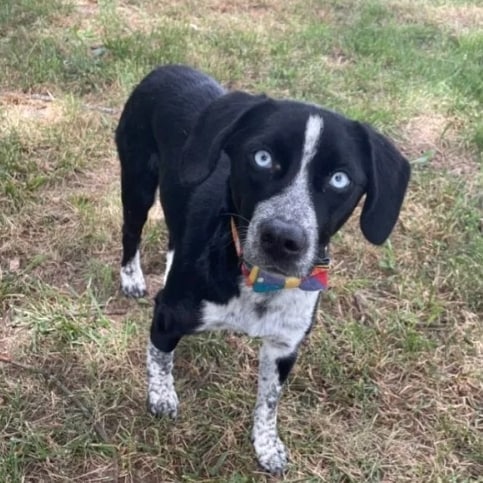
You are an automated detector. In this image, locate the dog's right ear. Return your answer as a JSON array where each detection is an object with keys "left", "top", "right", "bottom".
[{"left": 179, "top": 92, "right": 269, "bottom": 185}]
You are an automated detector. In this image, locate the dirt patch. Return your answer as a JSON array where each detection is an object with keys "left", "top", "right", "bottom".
[
  {"left": 0, "top": 93, "right": 65, "bottom": 133},
  {"left": 70, "top": 0, "right": 101, "bottom": 31},
  {"left": 0, "top": 310, "right": 30, "bottom": 357},
  {"left": 76, "top": 0, "right": 99, "bottom": 16},
  {"left": 426, "top": 4, "right": 483, "bottom": 34},
  {"left": 123, "top": 0, "right": 298, "bottom": 33},
  {"left": 384, "top": 1, "right": 483, "bottom": 34},
  {"left": 401, "top": 113, "right": 479, "bottom": 178}
]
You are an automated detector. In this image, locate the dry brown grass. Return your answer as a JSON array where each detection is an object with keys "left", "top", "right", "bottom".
[
  {"left": 363, "top": 0, "right": 483, "bottom": 35},
  {"left": 425, "top": 4, "right": 483, "bottom": 34},
  {"left": 401, "top": 112, "right": 480, "bottom": 177}
]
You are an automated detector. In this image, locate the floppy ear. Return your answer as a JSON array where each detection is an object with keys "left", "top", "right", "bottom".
[
  {"left": 358, "top": 123, "right": 411, "bottom": 245},
  {"left": 179, "top": 92, "right": 269, "bottom": 185}
]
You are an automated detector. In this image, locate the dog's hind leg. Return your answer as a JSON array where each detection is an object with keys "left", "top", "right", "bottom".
[
  {"left": 119, "top": 153, "right": 158, "bottom": 297},
  {"left": 252, "top": 339, "right": 299, "bottom": 475}
]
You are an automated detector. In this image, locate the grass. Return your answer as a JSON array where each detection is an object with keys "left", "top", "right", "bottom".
[{"left": 0, "top": 0, "right": 482, "bottom": 481}]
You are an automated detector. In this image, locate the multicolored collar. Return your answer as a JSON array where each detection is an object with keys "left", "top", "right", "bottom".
[{"left": 230, "top": 218, "right": 330, "bottom": 293}]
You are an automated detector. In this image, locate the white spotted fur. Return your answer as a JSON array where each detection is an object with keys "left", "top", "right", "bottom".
[
  {"left": 252, "top": 342, "right": 291, "bottom": 474},
  {"left": 244, "top": 115, "right": 323, "bottom": 277},
  {"left": 199, "top": 285, "right": 318, "bottom": 474},
  {"left": 146, "top": 250, "right": 178, "bottom": 417},
  {"left": 200, "top": 282, "right": 318, "bottom": 341},
  {"left": 147, "top": 113, "right": 325, "bottom": 474},
  {"left": 146, "top": 341, "right": 179, "bottom": 418},
  {"left": 120, "top": 250, "right": 146, "bottom": 297}
]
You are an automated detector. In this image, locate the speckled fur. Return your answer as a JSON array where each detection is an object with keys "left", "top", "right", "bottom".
[
  {"left": 120, "top": 250, "right": 146, "bottom": 297},
  {"left": 201, "top": 286, "right": 314, "bottom": 474},
  {"left": 244, "top": 115, "right": 323, "bottom": 277},
  {"left": 146, "top": 341, "right": 179, "bottom": 418},
  {"left": 251, "top": 342, "right": 294, "bottom": 475}
]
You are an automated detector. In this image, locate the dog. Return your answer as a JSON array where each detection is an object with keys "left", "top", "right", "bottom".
[{"left": 115, "top": 64, "right": 410, "bottom": 474}]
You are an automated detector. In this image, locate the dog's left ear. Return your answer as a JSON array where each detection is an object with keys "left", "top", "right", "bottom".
[
  {"left": 179, "top": 92, "right": 271, "bottom": 185},
  {"left": 357, "top": 123, "right": 411, "bottom": 245}
]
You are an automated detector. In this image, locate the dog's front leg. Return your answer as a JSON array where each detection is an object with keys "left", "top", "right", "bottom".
[
  {"left": 252, "top": 339, "right": 298, "bottom": 475},
  {"left": 146, "top": 340, "right": 179, "bottom": 418},
  {"left": 146, "top": 287, "right": 187, "bottom": 419}
]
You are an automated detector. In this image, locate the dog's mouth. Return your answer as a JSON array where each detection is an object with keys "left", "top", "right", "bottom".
[
  {"left": 243, "top": 258, "right": 289, "bottom": 277},
  {"left": 241, "top": 255, "right": 313, "bottom": 279}
]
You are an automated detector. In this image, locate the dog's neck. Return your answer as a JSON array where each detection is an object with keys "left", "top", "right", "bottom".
[{"left": 230, "top": 218, "right": 330, "bottom": 293}]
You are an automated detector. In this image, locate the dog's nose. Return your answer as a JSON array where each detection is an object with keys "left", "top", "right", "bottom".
[{"left": 260, "top": 220, "right": 308, "bottom": 258}]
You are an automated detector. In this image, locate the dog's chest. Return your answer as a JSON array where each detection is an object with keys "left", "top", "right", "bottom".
[{"left": 200, "top": 284, "right": 319, "bottom": 342}]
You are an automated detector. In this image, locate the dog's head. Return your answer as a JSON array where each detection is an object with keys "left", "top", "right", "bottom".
[{"left": 181, "top": 93, "right": 410, "bottom": 278}]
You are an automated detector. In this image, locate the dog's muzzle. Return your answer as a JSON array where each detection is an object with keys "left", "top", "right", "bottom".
[{"left": 231, "top": 218, "right": 330, "bottom": 293}]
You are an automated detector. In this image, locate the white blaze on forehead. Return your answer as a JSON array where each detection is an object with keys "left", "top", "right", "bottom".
[
  {"left": 301, "top": 114, "right": 324, "bottom": 169},
  {"left": 243, "top": 113, "right": 324, "bottom": 277}
]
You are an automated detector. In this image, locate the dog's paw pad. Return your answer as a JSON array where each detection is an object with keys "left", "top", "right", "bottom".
[
  {"left": 147, "top": 385, "right": 179, "bottom": 419},
  {"left": 254, "top": 436, "right": 288, "bottom": 475}
]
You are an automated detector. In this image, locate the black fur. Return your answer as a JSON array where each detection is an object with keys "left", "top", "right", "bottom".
[{"left": 276, "top": 352, "right": 298, "bottom": 385}]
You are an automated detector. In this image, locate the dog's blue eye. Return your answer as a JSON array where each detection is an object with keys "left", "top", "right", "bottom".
[
  {"left": 329, "top": 171, "right": 350, "bottom": 190},
  {"left": 253, "top": 150, "right": 273, "bottom": 169}
]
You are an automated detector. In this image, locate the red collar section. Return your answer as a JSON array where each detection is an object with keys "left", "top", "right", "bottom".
[{"left": 230, "top": 218, "right": 329, "bottom": 293}]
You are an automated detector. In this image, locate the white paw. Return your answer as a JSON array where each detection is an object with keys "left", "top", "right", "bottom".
[
  {"left": 253, "top": 434, "right": 288, "bottom": 475},
  {"left": 120, "top": 251, "right": 146, "bottom": 297},
  {"left": 147, "top": 383, "right": 179, "bottom": 419}
]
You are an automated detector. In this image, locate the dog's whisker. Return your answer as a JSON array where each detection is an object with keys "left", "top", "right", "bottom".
[{"left": 222, "top": 212, "right": 251, "bottom": 224}]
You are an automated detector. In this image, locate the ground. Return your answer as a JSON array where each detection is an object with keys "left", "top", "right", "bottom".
[{"left": 0, "top": 0, "right": 482, "bottom": 481}]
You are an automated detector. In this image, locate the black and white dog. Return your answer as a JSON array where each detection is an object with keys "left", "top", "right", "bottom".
[{"left": 116, "top": 65, "right": 410, "bottom": 474}]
